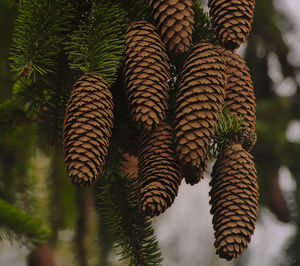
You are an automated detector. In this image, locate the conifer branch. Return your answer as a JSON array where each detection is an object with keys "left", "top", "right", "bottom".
[
  {"left": 4, "top": 0, "right": 21, "bottom": 8},
  {"left": 0, "top": 198, "right": 51, "bottom": 246},
  {"left": 111, "top": 0, "right": 149, "bottom": 21},
  {"left": 97, "top": 163, "right": 163, "bottom": 265},
  {"left": 10, "top": 0, "right": 74, "bottom": 80},
  {"left": 211, "top": 107, "right": 243, "bottom": 158},
  {"left": 192, "top": 0, "right": 215, "bottom": 43},
  {"left": 66, "top": 1, "right": 128, "bottom": 84}
]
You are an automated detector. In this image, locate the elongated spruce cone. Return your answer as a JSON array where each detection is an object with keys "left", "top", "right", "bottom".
[
  {"left": 138, "top": 124, "right": 182, "bottom": 217},
  {"left": 124, "top": 21, "right": 170, "bottom": 131},
  {"left": 147, "top": 0, "right": 194, "bottom": 55},
  {"left": 208, "top": 0, "right": 255, "bottom": 50},
  {"left": 222, "top": 50, "right": 256, "bottom": 132},
  {"left": 64, "top": 74, "right": 113, "bottom": 187},
  {"left": 175, "top": 42, "right": 227, "bottom": 185},
  {"left": 209, "top": 143, "right": 258, "bottom": 260}
]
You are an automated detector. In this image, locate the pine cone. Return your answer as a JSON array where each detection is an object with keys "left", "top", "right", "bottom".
[
  {"left": 124, "top": 21, "right": 170, "bottom": 131},
  {"left": 138, "top": 124, "right": 182, "bottom": 217},
  {"left": 208, "top": 0, "right": 255, "bottom": 50},
  {"left": 64, "top": 74, "right": 113, "bottom": 187},
  {"left": 209, "top": 143, "right": 258, "bottom": 260},
  {"left": 222, "top": 50, "right": 256, "bottom": 131},
  {"left": 174, "top": 41, "right": 227, "bottom": 185},
  {"left": 147, "top": 0, "right": 194, "bottom": 55},
  {"left": 237, "top": 127, "right": 257, "bottom": 151}
]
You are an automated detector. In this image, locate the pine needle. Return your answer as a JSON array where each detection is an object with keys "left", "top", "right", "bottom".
[
  {"left": 97, "top": 160, "right": 163, "bottom": 266},
  {"left": 10, "top": 0, "right": 74, "bottom": 80},
  {"left": 66, "top": 1, "right": 128, "bottom": 84},
  {"left": 192, "top": 0, "right": 216, "bottom": 43},
  {"left": 211, "top": 107, "right": 243, "bottom": 158},
  {"left": 0, "top": 198, "right": 51, "bottom": 247}
]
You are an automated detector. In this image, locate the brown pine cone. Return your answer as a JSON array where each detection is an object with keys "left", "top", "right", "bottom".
[
  {"left": 237, "top": 127, "right": 257, "bottom": 151},
  {"left": 63, "top": 74, "right": 113, "bottom": 187},
  {"left": 174, "top": 41, "right": 227, "bottom": 185},
  {"left": 124, "top": 21, "right": 170, "bottom": 131},
  {"left": 147, "top": 0, "right": 194, "bottom": 55},
  {"left": 222, "top": 49, "right": 256, "bottom": 131},
  {"left": 208, "top": 0, "right": 255, "bottom": 50},
  {"left": 210, "top": 143, "right": 258, "bottom": 260},
  {"left": 138, "top": 124, "right": 182, "bottom": 217}
]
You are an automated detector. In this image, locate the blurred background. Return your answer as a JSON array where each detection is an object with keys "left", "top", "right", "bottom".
[{"left": 1, "top": 0, "right": 300, "bottom": 265}]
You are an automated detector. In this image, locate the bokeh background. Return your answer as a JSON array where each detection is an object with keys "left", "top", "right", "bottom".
[{"left": 1, "top": 0, "right": 300, "bottom": 265}]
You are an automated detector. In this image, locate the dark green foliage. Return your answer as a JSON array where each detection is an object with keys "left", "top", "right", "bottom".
[
  {"left": 0, "top": 198, "right": 51, "bottom": 246},
  {"left": 12, "top": 77, "right": 46, "bottom": 113},
  {"left": 0, "top": 99, "right": 36, "bottom": 204},
  {"left": 0, "top": 99, "right": 28, "bottom": 129},
  {"left": 66, "top": 0, "right": 128, "bottom": 83},
  {"left": 3, "top": 0, "right": 20, "bottom": 8},
  {"left": 10, "top": 0, "right": 74, "bottom": 79},
  {"left": 192, "top": 0, "right": 215, "bottom": 44},
  {"left": 110, "top": 71, "right": 141, "bottom": 156},
  {"left": 111, "top": 0, "right": 149, "bottom": 21},
  {"left": 97, "top": 158, "right": 163, "bottom": 266},
  {"left": 36, "top": 56, "right": 76, "bottom": 148},
  {"left": 0, "top": 3, "right": 16, "bottom": 100},
  {"left": 47, "top": 149, "right": 77, "bottom": 243}
]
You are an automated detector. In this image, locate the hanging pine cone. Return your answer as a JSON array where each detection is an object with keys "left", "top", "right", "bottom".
[
  {"left": 147, "top": 0, "right": 194, "bottom": 55},
  {"left": 222, "top": 49, "right": 256, "bottom": 131},
  {"left": 209, "top": 143, "right": 258, "bottom": 260},
  {"left": 208, "top": 0, "right": 255, "bottom": 50},
  {"left": 237, "top": 127, "right": 257, "bottom": 151},
  {"left": 124, "top": 21, "right": 170, "bottom": 131},
  {"left": 64, "top": 74, "right": 113, "bottom": 187},
  {"left": 138, "top": 124, "right": 182, "bottom": 217},
  {"left": 174, "top": 41, "right": 227, "bottom": 185}
]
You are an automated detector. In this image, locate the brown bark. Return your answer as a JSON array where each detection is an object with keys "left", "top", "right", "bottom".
[
  {"left": 268, "top": 174, "right": 290, "bottom": 223},
  {"left": 27, "top": 244, "right": 55, "bottom": 266},
  {"left": 75, "top": 188, "right": 94, "bottom": 266}
]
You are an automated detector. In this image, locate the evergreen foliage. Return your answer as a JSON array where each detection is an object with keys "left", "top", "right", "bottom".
[
  {"left": 47, "top": 149, "right": 77, "bottom": 243},
  {"left": 0, "top": 198, "right": 51, "bottom": 246},
  {"left": 3, "top": 0, "right": 20, "bottom": 9},
  {"left": 211, "top": 107, "right": 243, "bottom": 158},
  {"left": 10, "top": 0, "right": 74, "bottom": 79},
  {"left": 192, "top": 0, "right": 215, "bottom": 44},
  {"left": 66, "top": 1, "right": 128, "bottom": 83},
  {"left": 111, "top": 0, "right": 149, "bottom": 21},
  {"left": 0, "top": 99, "right": 36, "bottom": 204},
  {"left": 97, "top": 157, "right": 163, "bottom": 265}
]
